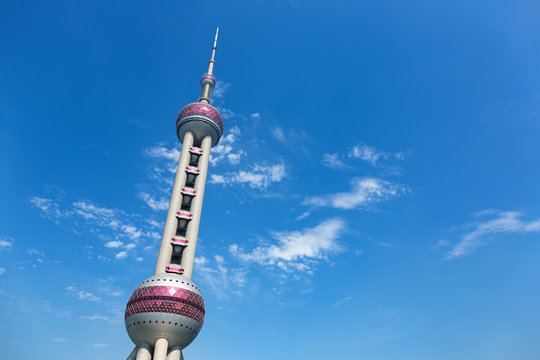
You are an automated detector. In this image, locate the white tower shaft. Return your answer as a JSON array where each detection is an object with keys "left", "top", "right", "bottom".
[{"left": 154, "top": 133, "right": 212, "bottom": 279}]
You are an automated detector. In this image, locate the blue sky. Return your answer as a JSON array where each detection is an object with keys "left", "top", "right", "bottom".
[{"left": 2, "top": 0, "right": 540, "bottom": 359}]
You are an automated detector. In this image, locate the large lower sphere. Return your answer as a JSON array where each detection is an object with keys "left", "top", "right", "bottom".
[{"left": 125, "top": 274, "right": 205, "bottom": 349}]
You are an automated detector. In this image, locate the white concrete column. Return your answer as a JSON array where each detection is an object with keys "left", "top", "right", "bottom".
[
  {"left": 135, "top": 343, "right": 152, "bottom": 360},
  {"left": 155, "top": 132, "right": 195, "bottom": 275},
  {"left": 127, "top": 346, "right": 138, "bottom": 360},
  {"left": 166, "top": 346, "right": 183, "bottom": 360},
  {"left": 153, "top": 338, "right": 169, "bottom": 360},
  {"left": 181, "top": 135, "right": 212, "bottom": 279}
]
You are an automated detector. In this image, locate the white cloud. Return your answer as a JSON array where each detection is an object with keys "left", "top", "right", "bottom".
[
  {"left": 195, "top": 255, "right": 246, "bottom": 300},
  {"left": 349, "top": 144, "right": 387, "bottom": 166},
  {"left": 67, "top": 286, "right": 101, "bottom": 302},
  {"left": 93, "top": 343, "right": 109, "bottom": 348},
  {"left": 53, "top": 338, "right": 68, "bottom": 343},
  {"left": 72, "top": 201, "right": 115, "bottom": 221},
  {"left": 30, "top": 197, "right": 69, "bottom": 220},
  {"left": 230, "top": 218, "right": 346, "bottom": 272},
  {"left": 210, "top": 126, "right": 245, "bottom": 166},
  {"left": 82, "top": 315, "right": 113, "bottom": 321},
  {"left": 271, "top": 126, "right": 311, "bottom": 157},
  {"left": 122, "top": 225, "right": 141, "bottom": 240},
  {"left": 331, "top": 296, "right": 352, "bottom": 308},
  {"left": 145, "top": 145, "right": 180, "bottom": 163},
  {"left": 139, "top": 193, "right": 169, "bottom": 211},
  {"left": 272, "top": 127, "right": 285, "bottom": 142},
  {"left": 446, "top": 211, "right": 540, "bottom": 260},
  {"left": 432, "top": 239, "right": 450, "bottom": 249},
  {"left": 210, "top": 174, "right": 226, "bottom": 184},
  {"left": 322, "top": 153, "right": 349, "bottom": 169},
  {"left": 105, "top": 241, "right": 123, "bottom": 248},
  {"left": 147, "top": 220, "right": 162, "bottom": 229},
  {"left": 210, "top": 163, "right": 286, "bottom": 190},
  {"left": 304, "top": 178, "right": 407, "bottom": 210},
  {"left": 319, "top": 143, "right": 407, "bottom": 167},
  {"left": 0, "top": 267, "right": 5, "bottom": 276},
  {"left": 212, "top": 80, "right": 230, "bottom": 99},
  {"left": 115, "top": 251, "right": 128, "bottom": 260},
  {"left": 28, "top": 248, "right": 44, "bottom": 257},
  {"left": 295, "top": 211, "right": 310, "bottom": 221},
  {"left": 0, "top": 236, "right": 13, "bottom": 249},
  {"left": 31, "top": 195, "right": 154, "bottom": 258}
]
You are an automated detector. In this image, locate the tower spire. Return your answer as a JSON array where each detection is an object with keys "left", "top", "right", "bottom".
[{"left": 199, "top": 27, "right": 219, "bottom": 103}]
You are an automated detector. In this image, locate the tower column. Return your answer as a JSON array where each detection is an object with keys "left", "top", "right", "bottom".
[
  {"left": 127, "top": 346, "right": 138, "bottom": 360},
  {"left": 155, "top": 132, "right": 195, "bottom": 275},
  {"left": 153, "top": 338, "right": 169, "bottom": 360},
  {"left": 181, "top": 135, "right": 212, "bottom": 279},
  {"left": 135, "top": 343, "right": 152, "bottom": 360},
  {"left": 166, "top": 346, "right": 183, "bottom": 360}
]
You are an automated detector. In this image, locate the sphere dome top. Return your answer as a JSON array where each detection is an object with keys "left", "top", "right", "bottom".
[{"left": 176, "top": 102, "right": 224, "bottom": 147}]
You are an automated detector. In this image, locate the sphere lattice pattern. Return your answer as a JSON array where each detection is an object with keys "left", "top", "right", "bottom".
[
  {"left": 125, "top": 274, "right": 205, "bottom": 349},
  {"left": 176, "top": 102, "right": 224, "bottom": 147}
]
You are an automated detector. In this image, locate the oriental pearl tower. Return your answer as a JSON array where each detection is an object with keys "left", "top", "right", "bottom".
[{"left": 124, "top": 28, "right": 223, "bottom": 360}]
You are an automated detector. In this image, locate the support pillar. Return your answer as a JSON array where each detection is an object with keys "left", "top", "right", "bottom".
[
  {"left": 153, "top": 338, "right": 169, "bottom": 360},
  {"left": 181, "top": 135, "right": 212, "bottom": 279},
  {"left": 155, "top": 132, "right": 195, "bottom": 275},
  {"left": 166, "top": 346, "right": 183, "bottom": 360},
  {"left": 135, "top": 343, "right": 152, "bottom": 360},
  {"left": 127, "top": 346, "right": 138, "bottom": 360}
]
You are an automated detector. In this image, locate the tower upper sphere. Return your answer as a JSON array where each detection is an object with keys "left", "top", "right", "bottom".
[
  {"left": 176, "top": 102, "right": 223, "bottom": 147},
  {"left": 176, "top": 27, "right": 223, "bottom": 148}
]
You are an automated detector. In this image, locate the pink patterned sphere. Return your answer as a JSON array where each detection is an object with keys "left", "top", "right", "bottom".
[{"left": 124, "top": 274, "right": 205, "bottom": 349}]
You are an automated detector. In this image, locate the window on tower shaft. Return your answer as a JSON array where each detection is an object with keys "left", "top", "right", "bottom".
[
  {"left": 176, "top": 219, "right": 189, "bottom": 237},
  {"left": 181, "top": 194, "right": 194, "bottom": 211},
  {"left": 170, "top": 244, "right": 185, "bottom": 265},
  {"left": 185, "top": 173, "right": 198, "bottom": 188},
  {"left": 189, "top": 153, "right": 201, "bottom": 167}
]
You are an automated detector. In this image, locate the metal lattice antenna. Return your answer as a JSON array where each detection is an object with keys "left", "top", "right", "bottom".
[{"left": 199, "top": 27, "right": 219, "bottom": 103}]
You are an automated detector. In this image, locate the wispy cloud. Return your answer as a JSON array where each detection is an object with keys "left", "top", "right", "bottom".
[
  {"left": 0, "top": 236, "right": 13, "bottom": 250},
  {"left": 30, "top": 197, "right": 69, "bottom": 222},
  {"left": 92, "top": 343, "right": 109, "bottom": 348},
  {"left": 303, "top": 178, "right": 407, "bottom": 210},
  {"left": 446, "top": 210, "right": 540, "bottom": 260},
  {"left": 82, "top": 314, "right": 119, "bottom": 323},
  {"left": 195, "top": 255, "right": 246, "bottom": 300},
  {"left": 272, "top": 126, "right": 311, "bottom": 158},
  {"left": 105, "top": 241, "right": 123, "bottom": 248},
  {"left": 331, "top": 296, "right": 352, "bottom": 308},
  {"left": 210, "top": 126, "right": 245, "bottom": 166},
  {"left": 0, "top": 267, "right": 5, "bottom": 276},
  {"left": 210, "top": 163, "right": 286, "bottom": 190},
  {"left": 53, "top": 338, "right": 68, "bottom": 343},
  {"left": 322, "top": 153, "right": 350, "bottom": 169},
  {"left": 295, "top": 211, "right": 310, "bottom": 221},
  {"left": 230, "top": 218, "right": 346, "bottom": 273},
  {"left": 139, "top": 193, "right": 169, "bottom": 211},
  {"left": 138, "top": 143, "right": 180, "bottom": 211},
  {"left": 66, "top": 286, "right": 101, "bottom": 302},
  {"left": 349, "top": 144, "right": 405, "bottom": 166},
  {"left": 30, "top": 196, "right": 153, "bottom": 259},
  {"left": 212, "top": 80, "right": 230, "bottom": 99},
  {"left": 115, "top": 251, "right": 128, "bottom": 260},
  {"left": 322, "top": 143, "right": 405, "bottom": 169}
]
